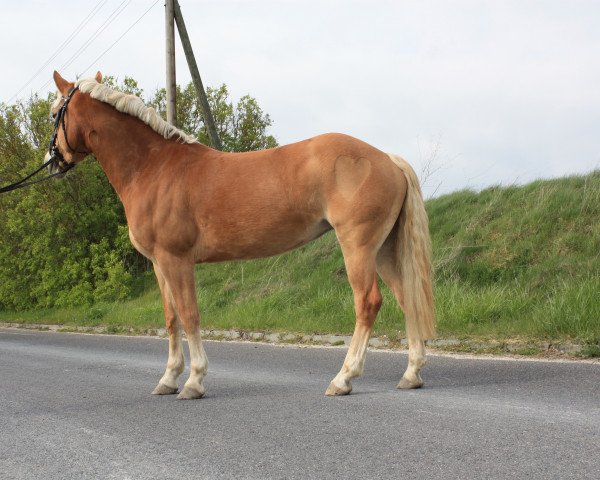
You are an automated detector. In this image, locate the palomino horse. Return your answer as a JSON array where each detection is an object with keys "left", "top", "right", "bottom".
[{"left": 47, "top": 71, "right": 435, "bottom": 399}]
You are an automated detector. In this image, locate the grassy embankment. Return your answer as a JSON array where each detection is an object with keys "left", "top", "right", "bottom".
[{"left": 1, "top": 171, "right": 599, "bottom": 354}]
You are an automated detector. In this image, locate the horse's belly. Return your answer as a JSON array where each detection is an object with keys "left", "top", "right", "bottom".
[{"left": 196, "top": 217, "right": 332, "bottom": 262}]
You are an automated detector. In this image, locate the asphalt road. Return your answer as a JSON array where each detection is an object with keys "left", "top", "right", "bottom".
[{"left": 0, "top": 328, "right": 598, "bottom": 480}]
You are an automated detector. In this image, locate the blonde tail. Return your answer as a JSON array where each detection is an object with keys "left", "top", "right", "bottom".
[{"left": 387, "top": 154, "right": 436, "bottom": 340}]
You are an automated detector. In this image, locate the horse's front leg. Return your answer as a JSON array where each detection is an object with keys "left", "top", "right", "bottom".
[
  {"left": 152, "top": 264, "right": 185, "bottom": 395},
  {"left": 155, "top": 254, "right": 208, "bottom": 400}
]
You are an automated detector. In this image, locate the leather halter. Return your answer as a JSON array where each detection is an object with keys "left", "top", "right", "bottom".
[{"left": 48, "top": 85, "right": 87, "bottom": 171}]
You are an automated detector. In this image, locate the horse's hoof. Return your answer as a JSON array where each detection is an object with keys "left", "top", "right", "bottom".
[
  {"left": 325, "top": 380, "right": 352, "bottom": 396},
  {"left": 152, "top": 383, "right": 178, "bottom": 395},
  {"left": 397, "top": 375, "right": 424, "bottom": 389},
  {"left": 177, "top": 385, "right": 205, "bottom": 400}
]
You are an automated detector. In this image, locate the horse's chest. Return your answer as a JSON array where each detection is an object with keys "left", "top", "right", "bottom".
[{"left": 128, "top": 228, "right": 155, "bottom": 261}]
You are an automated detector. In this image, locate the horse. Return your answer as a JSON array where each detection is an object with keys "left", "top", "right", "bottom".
[{"left": 46, "top": 70, "right": 435, "bottom": 399}]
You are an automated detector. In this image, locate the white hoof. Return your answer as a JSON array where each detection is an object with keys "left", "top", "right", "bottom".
[
  {"left": 152, "top": 383, "right": 178, "bottom": 395},
  {"left": 325, "top": 379, "right": 352, "bottom": 396},
  {"left": 177, "top": 385, "right": 205, "bottom": 400},
  {"left": 397, "top": 374, "right": 424, "bottom": 389}
]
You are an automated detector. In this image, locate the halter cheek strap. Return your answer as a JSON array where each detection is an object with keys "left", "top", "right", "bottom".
[{"left": 49, "top": 86, "right": 88, "bottom": 158}]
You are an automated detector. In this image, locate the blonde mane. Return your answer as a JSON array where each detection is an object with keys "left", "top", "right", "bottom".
[{"left": 75, "top": 77, "right": 198, "bottom": 144}]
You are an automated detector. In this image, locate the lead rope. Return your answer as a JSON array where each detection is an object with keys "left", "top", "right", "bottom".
[{"left": 0, "top": 156, "right": 70, "bottom": 194}]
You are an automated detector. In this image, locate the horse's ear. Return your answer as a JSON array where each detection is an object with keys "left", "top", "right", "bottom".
[
  {"left": 95, "top": 71, "right": 103, "bottom": 83},
  {"left": 53, "top": 71, "right": 71, "bottom": 95}
]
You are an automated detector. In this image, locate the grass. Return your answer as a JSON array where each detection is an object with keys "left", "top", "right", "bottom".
[{"left": 1, "top": 170, "right": 599, "bottom": 353}]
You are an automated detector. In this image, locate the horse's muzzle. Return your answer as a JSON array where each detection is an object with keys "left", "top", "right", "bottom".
[{"left": 44, "top": 151, "right": 72, "bottom": 177}]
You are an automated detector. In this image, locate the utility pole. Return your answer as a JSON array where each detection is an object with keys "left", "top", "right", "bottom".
[
  {"left": 173, "top": 0, "right": 222, "bottom": 150},
  {"left": 165, "top": 0, "right": 177, "bottom": 126}
]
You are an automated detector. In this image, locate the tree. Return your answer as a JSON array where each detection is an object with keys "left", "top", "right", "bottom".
[{"left": 149, "top": 82, "right": 277, "bottom": 151}]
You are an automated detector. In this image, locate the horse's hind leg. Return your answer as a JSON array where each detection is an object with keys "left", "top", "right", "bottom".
[
  {"left": 376, "top": 240, "right": 426, "bottom": 389},
  {"left": 325, "top": 247, "right": 382, "bottom": 396},
  {"left": 151, "top": 264, "right": 184, "bottom": 395}
]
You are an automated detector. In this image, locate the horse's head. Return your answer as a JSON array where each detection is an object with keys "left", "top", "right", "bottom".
[{"left": 45, "top": 70, "right": 102, "bottom": 175}]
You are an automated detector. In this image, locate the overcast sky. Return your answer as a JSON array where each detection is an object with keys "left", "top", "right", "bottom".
[{"left": 2, "top": 0, "right": 598, "bottom": 197}]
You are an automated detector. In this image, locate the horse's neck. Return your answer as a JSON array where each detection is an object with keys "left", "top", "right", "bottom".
[{"left": 89, "top": 107, "right": 166, "bottom": 199}]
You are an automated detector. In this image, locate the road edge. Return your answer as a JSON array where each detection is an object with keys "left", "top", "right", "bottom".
[{"left": 1, "top": 321, "right": 598, "bottom": 364}]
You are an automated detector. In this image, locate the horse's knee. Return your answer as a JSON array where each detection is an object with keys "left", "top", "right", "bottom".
[
  {"left": 172, "top": 306, "right": 200, "bottom": 333},
  {"left": 165, "top": 314, "right": 179, "bottom": 334}
]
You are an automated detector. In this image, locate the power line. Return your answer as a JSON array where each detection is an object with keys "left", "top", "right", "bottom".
[
  {"left": 58, "top": 0, "right": 131, "bottom": 72},
  {"left": 6, "top": 0, "right": 108, "bottom": 103},
  {"left": 78, "top": 0, "right": 161, "bottom": 78},
  {"left": 11, "top": 0, "right": 161, "bottom": 100},
  {"left": 36, "top": 0, "right": 131, "bottom": 94}
]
